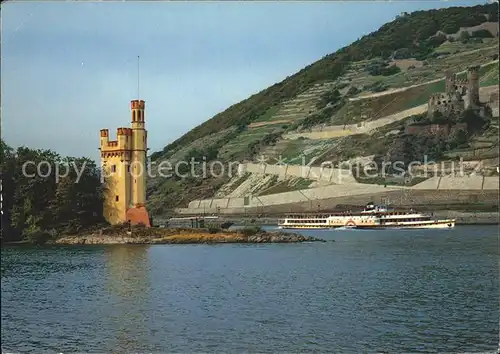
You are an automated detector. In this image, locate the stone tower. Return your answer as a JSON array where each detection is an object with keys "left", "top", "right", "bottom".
[
  {"left": 100, "top": 100, "right": 150, "bottom": 227},
  {"left": 465, "top": 66, "right": 480, "bottom": 108},
  {"left": 445, "top": 70, "right": 456, "bottom": 94}
]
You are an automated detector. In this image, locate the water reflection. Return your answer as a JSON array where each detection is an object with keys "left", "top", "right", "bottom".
[
  {"left": 105, "top": 245, "right": 151, "bottom": 352},
  {"left": 1, "top": 226, "right": 498, "bottom": 352}
]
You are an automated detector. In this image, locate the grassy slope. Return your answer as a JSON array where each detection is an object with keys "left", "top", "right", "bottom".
[{"left": 147, "top": 3, "right": 499, "bottom": 215}]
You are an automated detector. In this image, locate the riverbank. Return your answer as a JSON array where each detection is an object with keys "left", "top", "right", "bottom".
[
  {"left": 161, "top": 210, "right": 499, "bottom": 227},
  {"left": 53, "top": 226, "right": 326, "bottom": 245},
  {"left": 435, "top": 211, "right": 499, "bottom": 225}
]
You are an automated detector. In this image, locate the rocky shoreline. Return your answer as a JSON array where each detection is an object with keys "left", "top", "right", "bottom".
[{"left": 53, "top": 227, "right": 327, "bottom": 245}]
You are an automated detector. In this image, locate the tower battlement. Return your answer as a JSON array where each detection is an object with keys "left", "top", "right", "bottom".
[
  {"left": 467, "top": 65, "right": 480, "bottom": 75},
  {"left": 445, "top": 71, "right": 456, "bottom": 94},
  {"left": 117, "top": 127, "right": 133, "bottom": 136},
  {"left": 131, "top": 100, "right": 145, "bottom": 110},
  {"left": 100, "top": 128, "right": 132, "bottom": 151}
]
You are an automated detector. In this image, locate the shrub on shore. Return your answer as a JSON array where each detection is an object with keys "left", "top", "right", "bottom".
[
  {"left": 208, "top": 227, "right": 221, "bottom": 234},
  {"left": 240, "top": 226, "right": 263, "bottom": 236}
]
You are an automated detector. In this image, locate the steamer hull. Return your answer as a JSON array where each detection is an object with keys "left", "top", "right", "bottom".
[
  {"left": 278, "top": 204, "right": 456, "bottom": 230},
  {"left": 354, "top": 219, "right": 455, "bottom": 230}
]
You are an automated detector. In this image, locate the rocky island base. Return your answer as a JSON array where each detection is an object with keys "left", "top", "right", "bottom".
[{"left": 54, "top": 225, "right": 326, "bottom": 245}]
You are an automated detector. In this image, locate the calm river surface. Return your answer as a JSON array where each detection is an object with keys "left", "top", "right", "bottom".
[{"left": 1, "top": 226, "right": 499, "bottom": 353}]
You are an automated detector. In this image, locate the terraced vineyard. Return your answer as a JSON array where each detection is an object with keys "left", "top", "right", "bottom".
[
  {"left": 146, "top": 3, "right": 499, "bottom": 215},
  {"left": 259, "top": 138, "right": 337, "bottom": 165}
]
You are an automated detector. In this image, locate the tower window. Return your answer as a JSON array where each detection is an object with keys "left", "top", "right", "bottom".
[
  {"left": 115, "top": 195, "right": 119, "bottom": 202},
  {"left": 134, "top": 179, "right": 137, "bottom": 184},
  {"left": 111, "top": 165, "right": 116, "bottom": 173},
  {"left": 133, "top": 111, "right": 136, "bottom": 122},
  {"left": 127, "top": 165, "right": 130, "bottom": 172}
]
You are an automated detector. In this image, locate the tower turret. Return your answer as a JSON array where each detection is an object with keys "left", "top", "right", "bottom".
[
  {"left": 445, "top": 71, "right": 456, "bottom": 95},
  {"left": 130, "top": 99, "right": 147, "bottom": 208},
  {"left": 131, "top": 99, "right": 145, "bottom": 128},
  {"left": 427, "top": 94, "right": 439, "bottom": 118},
  {"left": 116, "top": 127, "right": 132, "bottom": 150},
  {"left": 100, "top": 129, "right": 109, "bottom": 148},
  {"left": 100, "top": 127, "right": 130, "bottom": 224},
  {"left": 466, "top": 66, "right": 480, "bottom": 108}
]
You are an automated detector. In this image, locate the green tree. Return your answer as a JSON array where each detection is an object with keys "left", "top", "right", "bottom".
[
  {"left": 346, "top": 86, "right": 360, "bottom": 96},
  {"left": 393, "top": 48, "right": 411, "bottom": 59},
  {"left": 10, "top": 147, "right": 60, "bottom": 237},
  {"left": 471, "top": 29, "right": 493, "bottom": 38},
  {"left": 459, "top": 109, "right": 488, "bottom": 134},
  {"left": 454, "top": 129, "right": 468, "bottom": 148},
  {"left": 1, "top": 140, "right": 17, "bottom": 240},
  {"left": 459, "top": 30, "right": 470, "bottom": 43},
  {"left": 316, "top": 89, "right": 341, "bottom": 109},
  {"left": 1, "top": 141, "right": 105, "bottom": 242},
  {"left": 50, "top": 158, "right": 104, "bottom": 233}
]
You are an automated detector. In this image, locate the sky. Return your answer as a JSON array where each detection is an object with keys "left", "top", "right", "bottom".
[{"left": 1, "top": 0, "right": 489, "bottom": 163}]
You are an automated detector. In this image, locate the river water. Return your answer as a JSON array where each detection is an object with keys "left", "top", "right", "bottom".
[{"left": 1, "top": 226, "right": 499, "bottom": 353}]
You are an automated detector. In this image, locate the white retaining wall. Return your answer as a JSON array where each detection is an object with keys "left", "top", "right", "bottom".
[
  {"left": 411, "top": 177, "right": 440, "bottom": 190},
  {"left": 411, "top": 175, "right": 500, "bottom": 190},
  {"left": 185, "top": 176, "right": 500, "bottom": 213},
  {"left": 438, "top": 175, "right": 484, "bottom": 190},
  {"left": 185, "top": 183, "right": 404, "bottom": 212},
  {"left": 482, "top": 177, "right": 500, "bottom": 189},
  {"left": 243, "top": 163, "right": 357, "bottom": 184}
]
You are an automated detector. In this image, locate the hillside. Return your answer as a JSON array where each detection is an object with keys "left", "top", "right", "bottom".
[{"left": 147, "top": 2, "right": 499, "bottom": 216}]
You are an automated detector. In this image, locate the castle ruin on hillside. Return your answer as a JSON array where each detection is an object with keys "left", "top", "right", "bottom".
[
  {"left": 405, "top": 65, "right": 496, "bottom": 137},
  {"left": 427, "top": 66, "right": 482, "bottom": 118}
]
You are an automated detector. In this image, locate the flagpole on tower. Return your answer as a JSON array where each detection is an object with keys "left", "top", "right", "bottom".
[{"left": 137, "top": 55, "right": 140, "bottom": 99}]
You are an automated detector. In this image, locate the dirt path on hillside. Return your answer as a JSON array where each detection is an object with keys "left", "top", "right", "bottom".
[{"left": 248, "top": 119, "right": 291, "bottom": 128}]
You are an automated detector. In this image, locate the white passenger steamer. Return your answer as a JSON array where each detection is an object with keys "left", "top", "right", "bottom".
[{"left": 278, "top": 203, "right": 455, "bottom": 230}]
